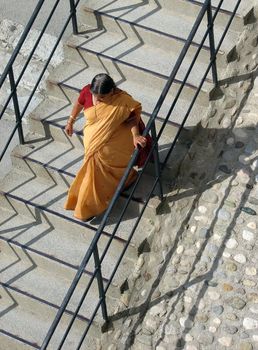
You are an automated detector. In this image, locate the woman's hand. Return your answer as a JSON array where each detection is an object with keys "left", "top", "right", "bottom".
[
  {"left": 133, "top": 134, "right": 147, "bottom": 148},
  {"left": 65, "top": 122, "right": 73, "bottom": 137}
]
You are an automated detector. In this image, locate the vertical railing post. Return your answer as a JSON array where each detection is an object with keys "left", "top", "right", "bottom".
[
  {"left": 8, "top": 67, "right": 25, "bottom": 145},
  {"left": 93, "top": 246, "right": 108, "bottom": 322},
  {"left": 151, "top": 123, "right": 164, "bottom": 201},
  {"left": 69, "top": 0, "right": 78, "bottom": 35},
  {"left": 70, "top": 0, "right": 78, "bottom": 35},
  {"left": 207, "top": 0, "right": 218, "bottom": 85}
]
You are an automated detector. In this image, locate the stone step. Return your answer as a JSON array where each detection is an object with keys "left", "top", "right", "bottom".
[
  {"left": 0, "top": 284, "right": 98, "bottom": 349},
  {"left": 74, "top": 2, "right": 242, "bottom": 75},
  {"left": 0, "top": 331, "right": 34, "bottom": 350},
  {"left": 0, "top": 232, "right": 120, "bottom": 322},
  {"left": 80, "top": 0, "right": 240, "bottom": 55},
  {"left": 11, "top": 132, "right": 85, "bottom": 186},
  {"left": 64, "top": 25, "right": 214, "bottom": 90},
  {"left": 159, "top": 0, "right": 243, "bottom": 31},
  {"left": 0, "top": 47, "right": 46, "bottom": 120},
  {"left": 46, "top": 59, "right": 209, "bottom": 129},
  {"left": 0, "top": 77, "right": 44, "bottom": 123},
  {"left": 0, "top": 47, "right": 49, "bottom": 92},
  {"left": 0, "top": 166, "right": 154, "bottom": 253},
  {"left": 0, "top": 111, "right": 30, "bottom": 181},
  {"left": 0, "top": 205, "right": 136, "bottom": 287},
  {"left": 188, "top": 0, "right": 255, "bottom": 17}
]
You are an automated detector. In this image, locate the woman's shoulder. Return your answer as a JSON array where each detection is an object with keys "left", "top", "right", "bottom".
[
  {"left": 78, "top": 84, "right": 92, "bottom": 107},
  {"left": 115, "top": 88, "right": 133, "bottom": 101},
  {"left": 116, "top": 89, "right": 140, "bottom": 107},
  {"left": 81, "top": 84, "right": 91, "bottom": 93},
  {"left": 79, "top": 84, "right": 91, "bottom": 99}
]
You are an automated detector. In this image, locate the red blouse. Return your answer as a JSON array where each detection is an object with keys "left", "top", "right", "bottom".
[{"left": 77, "top": 84, "right": 93, "bottom": 110}]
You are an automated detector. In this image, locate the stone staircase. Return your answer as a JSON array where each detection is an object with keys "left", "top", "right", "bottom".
[{"left": 0, "top": 1, "right": 251, "bottom": 349}]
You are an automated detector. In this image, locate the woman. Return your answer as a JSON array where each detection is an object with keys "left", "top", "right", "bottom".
[{"left": 64, "top": 73, "right": 148, "bottom": 221}]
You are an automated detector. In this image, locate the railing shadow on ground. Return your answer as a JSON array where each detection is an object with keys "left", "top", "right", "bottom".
[{"left": 89, "top": 0, "right": 152, "bottom": 20}]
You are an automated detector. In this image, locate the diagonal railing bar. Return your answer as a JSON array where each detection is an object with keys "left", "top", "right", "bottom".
[
  {"left": 207, "top": 0, "right": 218, "bottom": 84},
  {"left": 12, "top": 0, "right": 62, "bottom": 92},
  {"left": 19, "top": 14, "right": 77, "bottom": 120},
  {"left": 162, "top": 0, "right": 242, "bottom": 167},
  {"left": 40, "top": 0, "right": 244, "bottom": 348},
  {"left": 77, "top": 178, "right": 160, "bottom": 349},
  {"left": 8, "top": 67, "right": 24, "bottom": 144},
  {"left": 56, "top": 247, "right": 105, "bottom": 350},
  {"left": 157, "top": 0, "right": 224, "bottom": 156},
  {"left": 0, "top": 0, "right": 61, "bottom": 123},
  {"left": 0, "top": 0, "right": 81, "bottom": 158},
  {"left": 0, "top": 0, "right": 46, "bottom": 89},
  {"left": 144, "top": 1, "right": 210, "bottom": 132}
]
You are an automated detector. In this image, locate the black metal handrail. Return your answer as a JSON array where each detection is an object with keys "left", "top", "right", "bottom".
[
  {"left": 41, "top": 0, "right": 242, "bottom": 349},
  {"left": 0, "top": 0, "right": 80, "bottom": 161},
  {"left": 0, "top": 0, "right": 242, "bottom": 348}
]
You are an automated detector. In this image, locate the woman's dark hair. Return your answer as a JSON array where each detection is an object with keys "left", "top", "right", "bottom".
[{"left": 90, "top": 73, "right": 116, "bottom": 95}]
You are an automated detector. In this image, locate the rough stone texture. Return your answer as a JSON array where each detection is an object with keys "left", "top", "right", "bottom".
[{"left": 0, "top": 19, "right": 64, "bottom": 66}]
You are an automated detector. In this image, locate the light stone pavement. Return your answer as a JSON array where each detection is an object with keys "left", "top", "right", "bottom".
[{"left": 101, "top": 12, "right": 258, "bottom": 350}]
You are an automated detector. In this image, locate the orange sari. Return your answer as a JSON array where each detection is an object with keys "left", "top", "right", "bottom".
[{"left": 64, "top": 90, "right": 141, "bottom": 221}]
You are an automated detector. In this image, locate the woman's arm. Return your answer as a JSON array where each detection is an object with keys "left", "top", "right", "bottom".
[
  {"left": 125, "top": 105, "right": 147, "bottom": 148},
  {"left": 65, "top": 100, "right": 84, "bottom": 137}
]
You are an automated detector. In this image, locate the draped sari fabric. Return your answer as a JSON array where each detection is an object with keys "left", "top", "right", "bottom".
[{"left": 64, "top": 88, "right": 142, "bottom": 221}]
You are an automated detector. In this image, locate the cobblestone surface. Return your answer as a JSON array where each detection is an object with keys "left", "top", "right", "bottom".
[{"left": 101, "top": 11, "right": 258, "bottom": 350}]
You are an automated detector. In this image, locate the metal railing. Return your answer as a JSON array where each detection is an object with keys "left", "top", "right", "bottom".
[
  {"left": 0, "top": 0, "right": 80, "bottom": 162},
  {"left": 0, "top": 0, "right": 242, "bottom": 348}
]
